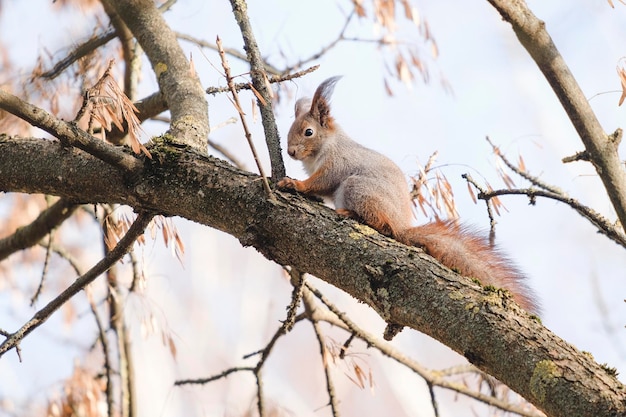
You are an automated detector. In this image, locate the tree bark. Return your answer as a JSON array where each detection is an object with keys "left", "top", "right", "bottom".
[
  {"left": 107, "top": 0, "right": 209, "bottom": 152},
  {"left": 1, "top": 136, "right": 624, "bottom": 417}
]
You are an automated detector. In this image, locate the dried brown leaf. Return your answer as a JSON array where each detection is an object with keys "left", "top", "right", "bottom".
[
  {"left": 430, "top": 39, "right": 439, "bottom": 59},
  {"left": 396, "top": 54, "right": 412, "bottom": 86},
  {"left": 607, "top": 0, "right": 624, "bottom": 7},
  {"left": 467, "top": 181, "right": 477, "bottom": 204},
  {"left": 353, "top": 363, "right": 366, "bottom": 389},
  {"left": 227, "top": 95, "right": 245, "bottom": 116},
  {"left": 518, "top": 154, "right": 527, "bottom": 172},
  {"left": 168, "top": 335, "right": 177, "bottom": 359},
  {"left": 352, "top": 0, "right": 366, "bottom": 17},
  {"left": 383, "top": 78, "right": 394, "bottom": 96},
  {"left": 249, "top": 83, "right": 267, "bottom": 106}
]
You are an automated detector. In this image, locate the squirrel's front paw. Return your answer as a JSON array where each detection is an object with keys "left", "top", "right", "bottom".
[{"left": 277, "top": 177, "right": 297, "bottom": 190}]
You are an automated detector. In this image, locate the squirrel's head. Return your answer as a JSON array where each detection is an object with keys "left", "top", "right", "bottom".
[{"left": 286, "top": 76, "right": 342, "bottom": 161}]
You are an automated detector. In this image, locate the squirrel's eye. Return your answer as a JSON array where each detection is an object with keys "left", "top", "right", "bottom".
[{"left": 304, "top": 128, "right": 314, "bottom": 137}]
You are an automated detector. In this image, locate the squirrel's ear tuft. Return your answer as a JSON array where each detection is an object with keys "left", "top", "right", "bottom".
[
  {"left": 294, "top": 98, "right": 312, "bottom": 118},
  {"left": 310, "top": 76, "right": 342, "bottom": 128}
]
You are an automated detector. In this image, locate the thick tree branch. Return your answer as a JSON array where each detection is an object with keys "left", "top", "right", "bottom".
[
  {"left": 0, "top": 211, "right": 153, "bottom": 358},
  {"left": 0, "top": 137, "right": 624, "bottom": 416},
  {"left": 0, "top": 91, "right": 143, "bottom": 176},
  {"left": 486, "top": 0, "right": 626, "bottom": 233},
  {"left": 108, "top": 0, "right": 209, "bottom": 152}
]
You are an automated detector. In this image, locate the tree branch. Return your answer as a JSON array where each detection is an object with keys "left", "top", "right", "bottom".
[
  {"left": 0, "top": 197, "right": 78, "bottom": 261},
  {"left": 0, "top": 91, "right": 143, "bottom": 176},
  {"left": 486, "top": 0, "right": 626, "bottom": 234},
  {"left": 0, "top": 137, "right": 623, "bottom": 416},
  {"left": 108, "top": 0, "right": 209, "bottom": 152},
  {"left": 228, "top": 0, "right": 285, "bottom": 180},
  {"left": 0, "top": 211, "right": 153, "bottom": 358}
]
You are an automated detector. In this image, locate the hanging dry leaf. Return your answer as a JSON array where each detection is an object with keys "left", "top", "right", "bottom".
[
  {"left": 351, "top": 0, "right": 366, "bottom": 17},
  {"left": 249, "top": 83, "right": 267, "bottom": 106},
  {"left": 466, "top": 181, "right": 477, "bottom": 204},
  {"left": 396, "top": 54, "right": 413, "bottom": 87},
  {"left": 607, "top": 0, "right": 624, "bottom": 7},
  {"left": 82, "top": 59, "right": 152, "bottom": 158},
  {"left": 518, "top": 154, "right": 527, "bottom": 172}
]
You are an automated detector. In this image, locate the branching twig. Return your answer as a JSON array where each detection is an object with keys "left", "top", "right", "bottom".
[
  {"left": 228, "top": 0, "right": 285, "bottom": 180},
  {"left": 487, "top": 0, "right": 626, "bottom": 234},
  {"left": 177, "top": 32, "right": 283, "bottom": 76},
  {"left": 216, "top": 36, "right": 273, "bottom": 198},
  {"left": 0, "top": 212, "right": 153, "bottom": 358},
  {"left": 174, "top": 366, "right": 255, "bottom": 386},
  {"left": 302, "top": 287, "right": 340, "bottom": 417},
  {"left": 40, "top": 0, "right": 178, "bottom": 80},
  {"left": 465, "top": 138, "right": 626, "bottom": 248},
  {"left": 282, "top": 12, "right": 355, "bottom": 75},
  {"left": 471, "top": 184, "right": 626, "bottom": 248},
  {"left": 174, "top": 312, "right": 307, "bottom": 417},
  {"left": 486, "top": 136, "right": 563, "bottom": 195},
  {"left": 205, "top": 65, "right": 319, "bottom": 96},
  {"left": 39, "top": 241, "right": 83, "bottom": 276},
  {"left": 304, "top": 282, "right": 543, "bottom": 417},
  {"left": 462, "top": 173, "right": 498, "bottom": 238}
]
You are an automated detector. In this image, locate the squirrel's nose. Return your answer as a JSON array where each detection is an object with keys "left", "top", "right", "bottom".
[{"left": 288, "top": 148, "right": 296, "bottom": 158}]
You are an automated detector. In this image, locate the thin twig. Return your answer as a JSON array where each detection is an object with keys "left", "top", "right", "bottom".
[
  {"left": 254, "top": 368, "right": 265, "bottom": 417},
  {"left": 86, "top": 289, "right": 115, "bottom": 417},
  {"left": 207, "top": 137, "right": 247, "bottom": 170},
  {"left": 205, "top": 65, "right": 319, "bottom": 96},
  {"left": 474, "top": 185, "right": 626, "bottom": 248},
  {"left": 0, "top": 212, "right": 153, "bottom": 358},
  {"left": 486, "top": 136, "right": 563, "bottom": 195},
  {"left": 216, "top": 36, "right": 273, "bottom": 198},
  {"left": 487, "top": 0, "right": 626, "bottom": 234},
  {"left": 282, "top": 268, "right": 305, "bottom": 333},
  {"left": 41, "top": 0, "right": 178, "bottom": 80},
  {"left": 462, "top": 173, "right": 498, "bottom": 239},
  {"left": 30, "top": 230, "right": 54, "bottom": 306},
  {"left": 229, "top": 0, "right": 285, "bottom": 180},
  {"left": 41, "top": 30, "right": 117, "bottom": 80},
  {"left": 176, "top": 32, "right": 283, "bottom": 76},
  {"left": 174, "top": 366, "right": 255, "bottom": 386},
  {"left": 467, "top": 138, "right": 626, "bottom": 248},
  {"left": 302, "top": 287, "right": 341, "bottom": 417},
  {"left": 282, "top": 12, "right": 355, "bottom": 74},
  {"left": 304, "top": 282, "right": 543, "bottom": 417},
  {"left": 427, "top": 382, "right": 440, "bottom": 417}
]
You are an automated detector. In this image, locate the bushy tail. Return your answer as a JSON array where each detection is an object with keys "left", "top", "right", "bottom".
[{"left": 396, "top": 220, "right": 539, "bottom": 314}]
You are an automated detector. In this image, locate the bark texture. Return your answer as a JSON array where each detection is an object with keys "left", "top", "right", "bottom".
[
  {"left": 0, "top": 136, "right": 624, "bottom": 417},
  {"left": 108, "top": 0, "right": 209, "bottom": 152}
]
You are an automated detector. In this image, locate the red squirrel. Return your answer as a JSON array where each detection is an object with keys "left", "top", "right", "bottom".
[{"left": 277, "top": 77, "right": 539, "bottom": 314}]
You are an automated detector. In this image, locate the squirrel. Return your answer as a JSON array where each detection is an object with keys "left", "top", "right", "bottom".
[{"left": 277, "top": 76, "right": 539, "bottom": 315}]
